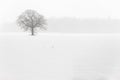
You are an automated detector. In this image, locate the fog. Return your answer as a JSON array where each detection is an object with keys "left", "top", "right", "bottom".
[
  {"left": 1, "top": 0, "right": 120, "bottom": 79},
  {"left": 0, "top": 33, "right": 120, "bottom": 80},
  {"left": 1, "top": 18, "right": 120, "bottom": 33}
]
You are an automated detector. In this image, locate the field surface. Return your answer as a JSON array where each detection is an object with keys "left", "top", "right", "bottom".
[{"left": 0, "top": 33, "right": 120, "bottom": 80}]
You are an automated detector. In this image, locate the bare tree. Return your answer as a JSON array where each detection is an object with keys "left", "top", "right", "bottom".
[{"left": 17, "top": 9, "right": 47, "bottom": 36}]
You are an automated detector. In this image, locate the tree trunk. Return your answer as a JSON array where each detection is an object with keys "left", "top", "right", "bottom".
[{"left": 31, "top": 28, "right": 34, "bottom": 36}]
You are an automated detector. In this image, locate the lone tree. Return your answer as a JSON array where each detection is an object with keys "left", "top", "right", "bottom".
[{"left": 17, "top": 9, "right": 47, "bottom": 36}]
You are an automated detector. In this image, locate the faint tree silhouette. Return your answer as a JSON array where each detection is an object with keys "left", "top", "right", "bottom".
[{"left": 17, "top": 9, "right": 47, "bottom": 36}]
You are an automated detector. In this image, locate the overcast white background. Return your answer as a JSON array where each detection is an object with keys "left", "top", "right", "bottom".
[
  {"left": 0, "top": 0, "right": 120, "bottom": 23},
  {"left": 1, "top": 0, "right": 120, "bottom": 80}
]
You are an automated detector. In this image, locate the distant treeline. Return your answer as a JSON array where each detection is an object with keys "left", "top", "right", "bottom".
[{"left": 1, "top": 18, "right": 120, "bottom": 33}]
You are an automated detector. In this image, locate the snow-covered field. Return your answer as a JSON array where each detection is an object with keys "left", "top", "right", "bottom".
[{"left": 0, "top": 33, "right": 120, "bottom": 80}]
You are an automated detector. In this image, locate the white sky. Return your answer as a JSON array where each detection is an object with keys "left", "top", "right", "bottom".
[{"left": 0, "top": 0, "right": 120, "bottom": 23}]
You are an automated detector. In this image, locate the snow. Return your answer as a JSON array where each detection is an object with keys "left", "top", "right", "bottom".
[{"left": 0, "top": 33, "right": 120, "bottom": 80}]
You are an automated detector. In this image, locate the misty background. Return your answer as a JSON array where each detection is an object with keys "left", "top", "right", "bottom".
[
  {"left": 0, "top": 0, "right": 120, "bottom": 33},
  {"left": 1, "top": 17, "right": 120, "bottom": 33},
  {"left": 1, "top": 0, "right": 120, "bottom": 80}
]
